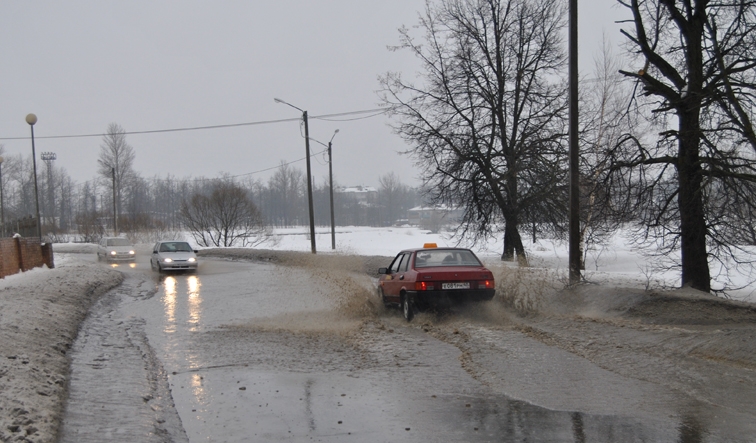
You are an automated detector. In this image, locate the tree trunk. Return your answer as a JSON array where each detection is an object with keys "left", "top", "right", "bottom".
[
  {"left": 677, "top": 111, "right": 711, "bottom": 292},
  {"left": 501, "top": 218, "right": 526, "bottom": 265}
]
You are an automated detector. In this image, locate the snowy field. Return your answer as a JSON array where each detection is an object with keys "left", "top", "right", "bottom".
[{"left": 261, "top": 226, "right": 756, "bottom": 303}]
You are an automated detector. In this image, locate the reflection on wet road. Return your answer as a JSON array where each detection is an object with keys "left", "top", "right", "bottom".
[{"left": 60, "top": 254, "right": 756, "bottom": 443}]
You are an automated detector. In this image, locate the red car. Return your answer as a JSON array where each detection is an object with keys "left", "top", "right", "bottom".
[{"left": 378, "top": 244, "right": 496, "bottom": 321}]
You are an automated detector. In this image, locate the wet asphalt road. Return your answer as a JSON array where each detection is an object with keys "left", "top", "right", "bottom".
[{"left": 57, "top": 253, "right": 751, "bottom": 442}]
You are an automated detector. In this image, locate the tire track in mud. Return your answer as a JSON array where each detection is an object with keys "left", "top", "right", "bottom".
[{"left": 59, "top": 272, "right": 188, "bottom": 443}]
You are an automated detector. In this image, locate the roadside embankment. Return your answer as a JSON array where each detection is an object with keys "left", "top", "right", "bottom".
[{"left": 0, "top": 256, "right": 122, "bottom": 443}]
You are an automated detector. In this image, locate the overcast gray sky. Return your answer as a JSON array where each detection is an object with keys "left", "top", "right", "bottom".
[{"left": 1, "top": 1, "right": 627, "bottom": 190}]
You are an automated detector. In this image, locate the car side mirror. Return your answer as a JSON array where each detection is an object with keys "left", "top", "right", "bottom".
[
  {"left": 193, "top": 250, "right": 199, "bottom": 253},
  {"left": 378, "top": 267, "right": 388, "bottom": 274}
]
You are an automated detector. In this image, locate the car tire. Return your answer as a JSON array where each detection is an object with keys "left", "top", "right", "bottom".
[
  {"left": 379, "top": 288, "right": 390, "bottom": 308},
  {"left": 403, "top": 295, "right": 414, "bottom": 322}
]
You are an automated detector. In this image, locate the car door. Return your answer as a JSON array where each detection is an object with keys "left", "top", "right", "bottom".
[{"left": 381, "top": 252, "right": 410, "bottom": 304}]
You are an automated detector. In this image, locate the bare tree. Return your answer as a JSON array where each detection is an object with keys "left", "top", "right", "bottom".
[
  {"left": 180, "top": 180, "right": 268, "bottom": 247},
  {"left": 378, "top": 172, "right": 408, "bottom": 226},
  {"left": 267, "top": 161, "right": 304, "bottom": 227},
  {"left": 380, "top": 0, "right": 569, "bottom": 263},
  {"left": 611, "top": 0, "right": 756, "bottom": 292},
  {"left": 97, "top": 123, "right": 136, "bottom": 222},
  {"left": 578, "top": 38, "right": 639, "bottom": 269}
]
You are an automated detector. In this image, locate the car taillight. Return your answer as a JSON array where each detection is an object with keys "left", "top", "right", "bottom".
[
  {"left": 479, "top": 280, "right": 494, "bottom": 289},
  {"left": 415, "top": 281, "right": 434, "bottom": 291}
]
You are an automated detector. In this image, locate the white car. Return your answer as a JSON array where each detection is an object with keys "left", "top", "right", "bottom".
[
  {"left": 150, "top": 241, "right": 198, "bottom": 273},
  {"left": 97, "top": 237, "right": 136, "bottom": 262}
]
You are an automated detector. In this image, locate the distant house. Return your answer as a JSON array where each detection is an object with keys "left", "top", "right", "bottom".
[
  {"left": 334, "top": 185, "right": 379, "bottom": 226},
  {"left": 335, "top": 185, "right": 378, "bottom": 204}
]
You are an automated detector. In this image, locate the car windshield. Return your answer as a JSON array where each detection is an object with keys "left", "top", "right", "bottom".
[
  {"left": 159, "top": 242, "right": 193, "bottom": 253},
  {"left": 414, "top": 249, "right": 482, "bottom": 268},
  {"left": 107, "top": 238, "right": 131, "bottom": 246}
]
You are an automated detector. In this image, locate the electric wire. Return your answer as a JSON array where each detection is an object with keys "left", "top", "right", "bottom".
[{"left": 0, "top": 108, "right": 388, "bottom": 141}]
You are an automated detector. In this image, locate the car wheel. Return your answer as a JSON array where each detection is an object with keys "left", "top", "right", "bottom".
[
  {"left": 379, "top": 288, "right": 390, "bottom": 308},
  {"left": 402, "top": 295, "right": 414, "bottom": 322}
]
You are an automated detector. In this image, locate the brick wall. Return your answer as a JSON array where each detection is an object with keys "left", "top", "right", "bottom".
[{"left": 0, "top": 237, "right": 55, "bottom": 279}]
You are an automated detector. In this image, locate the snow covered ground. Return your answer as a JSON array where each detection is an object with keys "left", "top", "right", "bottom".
[{"left": 265, "top": 225, "right": 756, "bottom": 303}]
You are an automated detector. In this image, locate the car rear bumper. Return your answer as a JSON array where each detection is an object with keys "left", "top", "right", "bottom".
[{"left": 409, "top": 289, "right": 495, "bottom": 309}]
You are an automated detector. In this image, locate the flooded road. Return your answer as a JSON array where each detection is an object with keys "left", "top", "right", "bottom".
[{"left": 59, "top": 253, "right": 756, "bottom": 442}]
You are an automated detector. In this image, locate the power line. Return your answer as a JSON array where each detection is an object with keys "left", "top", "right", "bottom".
[
  {"left": 0, "top": 108, "right": 387, "bottom": 141},
  {"left": 69, "top": 146, "right": 329, "bottom": 189}
]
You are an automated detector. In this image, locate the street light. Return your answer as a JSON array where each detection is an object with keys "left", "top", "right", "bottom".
[
  {"left": 0, "top": 156, "right": 4, "bottom": 237},
  {"left": 327, "top": 129, "right": 339, "bottom": 250},
  {"left": 274, "top": 97, "right": 317, "bottom": 254},
  {"left": 309, "top": 130, "right": 340, "bottom": 250},
  {"left": 25, "top": 113, "right": 43, "bottom": 241}
]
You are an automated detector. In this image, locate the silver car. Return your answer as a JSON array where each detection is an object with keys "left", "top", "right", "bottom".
[
  {"left": 150, "top": 241, "right": 198, "bottom": 272},
  {"left": 97, "top": 237, "right": 136, "bottom": 262}
]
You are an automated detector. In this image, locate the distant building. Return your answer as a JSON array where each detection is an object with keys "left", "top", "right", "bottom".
[{"left": 335, "top": 185, "right": 378, "bottom": 204}]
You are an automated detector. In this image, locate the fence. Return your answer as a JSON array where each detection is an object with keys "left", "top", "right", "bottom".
[{"left": 0, "top": 237, "right": 55, "bottom": 279}]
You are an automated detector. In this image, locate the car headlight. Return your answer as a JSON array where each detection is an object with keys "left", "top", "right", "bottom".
[
  {"left": 187, "top": 257, "right": 196, "bottom": 263},
  {"left": 110, "top": 251, "right": 117, "bottom": 255},
  {"left": 129, "top": 250, "right": 135, "bottom": 255},
  {"left": 163, "top": 258, "right": 173, "bottom": 263}
]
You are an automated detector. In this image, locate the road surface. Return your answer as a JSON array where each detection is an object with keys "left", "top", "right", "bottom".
[{"left": 57, "top": 251, "right": 756, "bottom": 442}]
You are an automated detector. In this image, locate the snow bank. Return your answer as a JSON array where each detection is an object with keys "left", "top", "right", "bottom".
[{"left": 0, "top": 255, "right": 122, "bottom": 443}]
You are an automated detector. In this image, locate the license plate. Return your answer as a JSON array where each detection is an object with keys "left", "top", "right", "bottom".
[{"left": 442, "top": 282, "right": 470, "bottom": 290}]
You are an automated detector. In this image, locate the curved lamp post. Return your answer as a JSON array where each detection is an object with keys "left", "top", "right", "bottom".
[
  {"left": 274, "top": 98, "right": 316, "bottom": 254},
  {"left": 26, "top": 113, "right": 43, "bottom": 241}
]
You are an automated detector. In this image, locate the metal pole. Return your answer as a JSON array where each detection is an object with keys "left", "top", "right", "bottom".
[
  {"left": 112, "top": 167, "right": 118, "bottom": 236},
  {"left": 303, "top": 111, "right": 316, "bottom": 254},
  {"left": 328, "top": 140, "right": 336, "bottom": 249},
  {"left": 29, "top": 123, "right": 43, "bottom": 241},
  {"left": 41, "top": 152, "right": 56, "bottom": 232},
  {"left": 568, "top": 0, "right": 581, "bottom": 284}
]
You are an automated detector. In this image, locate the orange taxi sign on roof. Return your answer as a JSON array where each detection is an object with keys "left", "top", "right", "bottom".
[{"left": 423, "top": 243, "right": 438, "bottom": 248}]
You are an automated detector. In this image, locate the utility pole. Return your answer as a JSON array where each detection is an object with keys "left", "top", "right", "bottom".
[
  {"left": 274, "top": 98, "right": 317, "bottom": 253},
  {"left": 112, "top": 167, "right": 118, "bottom": 236},
  {"left": 568, "top": 0, "right": 581, "bottom": 284},
  {"left": 302, "top": 112, "right": 316, "bottom": 253},
  {"left": 328, "top": 130, "right": 339, "bottom": 250},
  {"left": 41, "top": 152, "right": 56, "bottom": 233}
]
